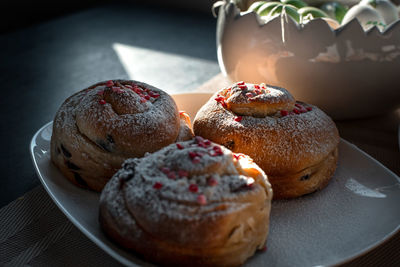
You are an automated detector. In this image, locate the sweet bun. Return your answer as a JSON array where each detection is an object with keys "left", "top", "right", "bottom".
[
  {"left": 99, "top": 137, "right": 273, "bottom": 266},
  {"left": 51, "top": 80, "right": 193, "bottom": 191},
  {"left": 193, "top": 82, "right": 339, "bottom": 199}
]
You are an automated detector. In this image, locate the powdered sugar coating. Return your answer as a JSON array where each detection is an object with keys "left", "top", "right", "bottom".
[
  {"left": 227, "top": 82, "right": 295, "bottom": 105},
  {"left": 50, "top": 80, "right": 189, "bottom": 191},
  {"left": 193, "top": 84, "right": 340, "bottom": 176},
  {"left": 216, "top": 82, "right": 297, "bottom": 117},
  {"left": 104, "top": 138, "right": 271, "bottom": 223},
  {"left": 70, "top": 80, "right": 179, "bottom": 156},
  {"left": 99, "top": 139, "right": 273, "bottom": 266}
]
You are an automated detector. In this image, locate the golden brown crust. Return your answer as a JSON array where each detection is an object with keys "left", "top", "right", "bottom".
[
  {"left": 176, "top": 111, "right": 195, "bottom": 142},
  {"left": 99, "top": 139, "right": 273, "bottom": 266},
  {"left": 269, "top": 147, "right": 338, "bottom": 199},
  {"left": 193, "top": 82, "right": 340, "bottom": 199},
  {"left": 51, "top": 80, "right": 193, "bottom": 191}
]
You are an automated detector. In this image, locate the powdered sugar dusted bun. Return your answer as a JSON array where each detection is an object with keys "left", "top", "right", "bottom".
[
  {"left": 51, "top": 80, "right": 193, "bottom": 192},
  {"left": 99, "top": 137, "right": 272, "bottom": 266},
  {"left": 193, "top": 82, "right": 339, "bottom": 199}
]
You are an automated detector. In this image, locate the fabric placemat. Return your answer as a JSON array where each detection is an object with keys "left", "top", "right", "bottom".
[{"left": 1, "top": 74, "right": 399, "bottom": 266}]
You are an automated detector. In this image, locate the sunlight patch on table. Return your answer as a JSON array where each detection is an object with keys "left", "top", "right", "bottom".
[{"left": 112, "top": 43, "right": 220, "bottom": 94}]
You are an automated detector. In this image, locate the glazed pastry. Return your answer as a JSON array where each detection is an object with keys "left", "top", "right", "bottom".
[
  {"left": 193, "top": 82, "right": 339, "bottom": 199},
  {"left": 51, "top": 80, "right": 193, "bottom": 191},
  {"left": 99, "top": 137, "right": 273, "bottom": 266}
]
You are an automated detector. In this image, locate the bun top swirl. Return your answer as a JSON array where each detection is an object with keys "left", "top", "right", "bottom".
[
  {"left": 54, "top": 80, "right": 181, "bottom": 160},
  {"left": 221, "top": 82, "right": 296, "bottom": 117},
  {"left": 51, "top": 80, "right": 193, "bottom": 191},
  {"left": 102, "top": 136, "right": 272, "bottom": 248}
]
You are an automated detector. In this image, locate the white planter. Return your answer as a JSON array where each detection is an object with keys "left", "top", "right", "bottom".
[{"left": 216, "top": 1, "right": 400, "bottom": 119}]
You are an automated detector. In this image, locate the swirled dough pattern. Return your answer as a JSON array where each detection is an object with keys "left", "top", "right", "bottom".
[
  {"left": 99, "top": 137, "right": 272, "bottom": 266},
  {"left": 51, "top": 80, "right": 193, "bottom": 191}
]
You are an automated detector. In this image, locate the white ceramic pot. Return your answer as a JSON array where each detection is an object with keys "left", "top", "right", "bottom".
[{"left": 216, "top": 1, "right": 400, "bottom": 119}]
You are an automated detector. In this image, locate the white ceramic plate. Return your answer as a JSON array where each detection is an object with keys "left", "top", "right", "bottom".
[{"left": 30, "top": 93, "right": 400, "bottom": 267}]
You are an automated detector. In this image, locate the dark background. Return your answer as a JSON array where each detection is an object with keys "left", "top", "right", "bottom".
[
  {"left": 0, "top": 0, "right": 216, "bottom": 33},
  {"left": 2, "top": 0, "right": 400, "bottom": 33}
]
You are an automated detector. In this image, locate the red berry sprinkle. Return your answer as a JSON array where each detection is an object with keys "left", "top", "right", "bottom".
[
  {"left": 153, "top": 182, "right": 163, "bottom": 189},
  {"left": 176, "top": 143, "right": 184, "bottom": 150},
  {"left": 280, "top": 110, "right": 288, "bottom": 116},
  {"left": 208, "top": 177, "right": 218, "bottom": 186},
  {"left": 189, "top": 151, "right": 198, "bottom": 159},
  {"left": 234, "top": 116, "right": 242, "bottom": 122},
  {"left": 233, "top": 153, "right": 245, "bottom": 160},
  {"left": 214, "top": 95, "right": 227, "bottom": 108},
  {"left": 144, "top": 95, "right": 150, "bottom": 100},
  {"left": 211, "top": 145, "right": 223, "bottom": 156},
  {"left": 167, "top": 172, "right": 176, "bottom": 179},
  {"left": 204, "top": 140, "right": 211, "bottom": 146},
  {"left": 197, "top": 194, "right": 207, "bottom": 205},
  {"left": 160, "top": 167, "right": 170, "bottom": 174},
  {"left": 239, "top": 85, "right": 247, "bottom": 90},
  {"left": 197, "top": 142, "right": 207, "bottom": 148},
  {"left": 213, "top": 146, "right": 221, "bottom": 152},
  {"left": 215, "top": 96, "right": 225, "bottom": 102},
  {"left": 188, "top": 151, "right": 202, "bottom": 163},
  {"left": 254, "top": 84, "right": 260, "bottom": 89},
  {"left": 295, "top": 103, "right": 302, "bottom": 108},
  {"left": 134, "top": 87, "right": 143, "bottom": 94},
  {"left": 99, "top": 99, "right": 106, "bottom": 105},
  {"left": 189, "top": 184, "right": 198, "bottom": 193},
  {"left": 306, "top": 107, "right": 312, "bottom": 111},
  {"left": 237, "top": 81, "right": 245, "bottom": 85},
  {"left": 178, "top": 170, "right": 189, "bottom": 177},
  {"left": 106, "top": 80, "right": 114, "bottom": 87},
  {"left": 213, "top": 146, "right": 222, "bottom": 153},
  {"left": 293, "top": 108, "right": 300, "bottom": 114},
  {"left": 246, "top": 92, "right": 253, "bottom": 98},
  {"left": 148, "top": 91, "right": 159, "bottom": 98}
]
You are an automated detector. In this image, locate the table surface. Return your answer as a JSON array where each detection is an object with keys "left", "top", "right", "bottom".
[{"left": 1, "top": 2, "right": 399, "bottom": 267}]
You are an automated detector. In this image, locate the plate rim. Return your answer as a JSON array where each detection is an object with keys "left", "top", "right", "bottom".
[
  {"left": 30, "top": 120, "right": 400, "bottom": 267},
  {"left": 29, "top": 121, "right": 139, "bottom": 267}
]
